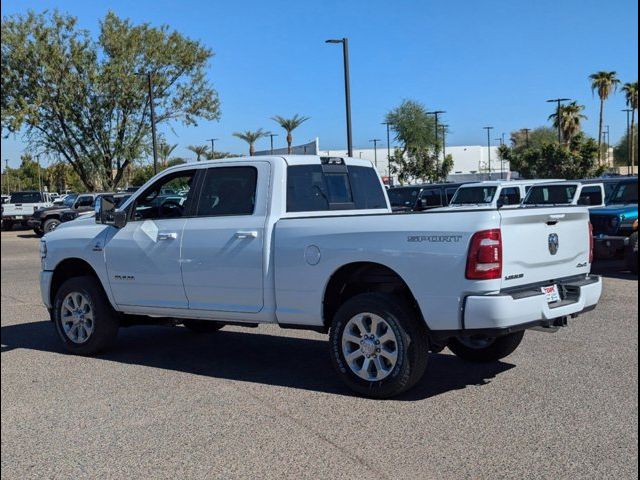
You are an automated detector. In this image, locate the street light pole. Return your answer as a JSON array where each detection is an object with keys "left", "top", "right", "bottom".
[
  {"left": 523, "top": 128, "right": 531, "bottom": 147},
  {"left": 623, "top": 108, "right": 633, "bottom": 174},
  {"left": 268, "top": 134, "right": 278, "bottom": 155},
  {"left": 483, "top": 126, "right": 494, "bottom": 179},
  {"left": 136, "top": 72, "right": 159, "bottom": 175},
  {"left": 207, "top": 138, "right": 218, "bottom": 158},
  {"left": 440, "top": 125, "right": 447, "bottom": 159},
  {"left": 369, "top": 139, "right": 381, "bottom": 168},
  {"left": 547, "top": 98, "right": 571, "bottom": 144},
  {"left": 3, "top": 159, "right": 9, "bottom": 194},
  {"left": 495, "top": 138, "right": 505, "bottom": 179},
  {"left": 382, "top": 122, "right": 392, "bottom": 181},
  {"left": 326, "top": 38, "right": 353, "bottom": 157},
  {"left": 36, "top": 154, "right": 42, "bottom": 193},
  {"left": 426, "top": 110, "right": 446, "bottom": 164}
]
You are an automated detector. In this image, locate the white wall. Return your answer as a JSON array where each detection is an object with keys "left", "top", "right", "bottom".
[{"left": 322, "top": 145, "right": 508, "bottom": 180}]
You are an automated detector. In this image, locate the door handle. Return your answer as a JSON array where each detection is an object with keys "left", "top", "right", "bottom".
[
  {"left": 235, "top": 231, "right": 258, "bottom": 239},
  {"left": 158, "top": 232, "right": 178, "bottom": 240}
]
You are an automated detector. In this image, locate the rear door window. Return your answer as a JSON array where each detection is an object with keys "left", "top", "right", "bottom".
[
  {"left": 577, "top": 186, "right": 603, "bottom": 206},
  {"left": 196, "top": 167, "right": 258, "bottom": 217}
]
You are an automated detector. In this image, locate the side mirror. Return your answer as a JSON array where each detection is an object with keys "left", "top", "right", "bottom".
[{"left": 95, "top": 195, "right": 127, "bottom": 228}]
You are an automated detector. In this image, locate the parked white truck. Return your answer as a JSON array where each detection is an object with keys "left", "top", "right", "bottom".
[
  {"left": 2, "top": 191, "right": 54, "bottom": 230},
  {"left": 39, "top": 156, "right": 602, "bottom": 397}
]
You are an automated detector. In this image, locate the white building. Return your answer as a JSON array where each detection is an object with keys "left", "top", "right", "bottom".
[
  {"left": 257, "top": 138, "right": 511, "bottom": 184},
  {"left": 321, "top": 145, "right": 509, "bottom": 184}
]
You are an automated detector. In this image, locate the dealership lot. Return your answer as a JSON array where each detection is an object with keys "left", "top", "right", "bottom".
[{"left": 1, "top": 229, "right": 637, "bottom": 479}]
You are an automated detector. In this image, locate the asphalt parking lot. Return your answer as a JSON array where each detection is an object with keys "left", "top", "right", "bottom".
[{"left": 1, "top": 229, "right": 638, "bottom": 479}]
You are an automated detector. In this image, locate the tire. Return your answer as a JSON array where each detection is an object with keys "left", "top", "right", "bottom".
[
  {"left": 626, "top": 232, "right": 638, "bottom": 274},
  {"left": 52, "top": 276, "right": 119, "bottom": 355},
  {"left": 329, "top": 293, "right": 429, "bottom": 399},
  {"left": 43, "top": 218, "right": 61, "bottom": 234},
  {"left": 448, "top": 330, "right": 525, "bottom": 363},
  {"left": 183, "top": 319, "right": 224, "bottom": 333},
  {"left": 2, "top": 220, "right": 13, "bottom": 231},
  {"left": 34, "top": 228, "right": 44, "bottom": 237}
]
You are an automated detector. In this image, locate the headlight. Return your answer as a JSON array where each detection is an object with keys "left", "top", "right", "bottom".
[{"left": 39, "top": 240, "right": 47, "bottom": 259}]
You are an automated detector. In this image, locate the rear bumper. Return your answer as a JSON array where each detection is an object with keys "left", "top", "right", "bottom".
[
  {"left": 2, "top": 215, "right": 32, "bottom": 222},
  {"left": 463, "top": 275, "right": 602, "bottom": 331}
]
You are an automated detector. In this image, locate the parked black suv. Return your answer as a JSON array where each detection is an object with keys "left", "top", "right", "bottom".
[{"left": 387, "top": 182, "right": 468, "bottom": 212}]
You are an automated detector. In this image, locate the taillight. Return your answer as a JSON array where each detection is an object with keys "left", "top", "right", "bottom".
[
  {"left": 466, "top": 229, "right": 502, "bottom": 280},
  {"left": 588, "top": 222, "right": 594, "bottom": 264}
]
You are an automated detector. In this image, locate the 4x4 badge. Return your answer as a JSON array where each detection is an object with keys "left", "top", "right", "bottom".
[{"left": 548, "top": 233, "right": 559, "bottom": 255}]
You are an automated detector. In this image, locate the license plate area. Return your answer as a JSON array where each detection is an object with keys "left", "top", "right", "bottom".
[{"left": 541, "top": 284, "right": 560, "bottom": 303}]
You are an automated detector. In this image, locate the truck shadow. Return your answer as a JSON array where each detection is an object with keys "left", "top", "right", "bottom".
[
  {"left": 591, "top": 259, "right": 638, "bottom": 280},
  {"left": 1, "top": 320, "right": 514, "bottom": 401}
]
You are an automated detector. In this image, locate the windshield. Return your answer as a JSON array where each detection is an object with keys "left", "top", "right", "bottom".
[
  {"left": 450, "top": 186, "right": 497, "bottom": 205},
  {"left": 609, "top": 181, "right": 638, "bottom": 205},
  {"left": 523, "top": 184, "right": 578, "bottom": 205},
  {"left": 9, "top": 192, "right": 42, "bottom": 203},
  {"left": 387, "top": 187, "right": 420, "bottom": 207},
  {"left": 63, "top": 194, "right": 78, "bottom": 207}
]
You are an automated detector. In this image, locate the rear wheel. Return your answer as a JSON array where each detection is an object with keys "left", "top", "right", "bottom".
[
  {"left": 183, "top": 319, "right": 224, "bottom": 333},
  {"left": 448, "top": 330, "right": 525, "bottom": 363},
  {"left": 329, "top": 293, "right": 429, "bottom": 399},
  {"left": 626, "top": 232, "right": 638, "bottom": 274},
  {"left": 43, "top": 218, "right": 61, "bottom": 233},
  {"left": 2, "top": 220, "right": 13, "bottom": 231},
  {"left": 53, "top": 276, "right": 119, "bottom": 355}
]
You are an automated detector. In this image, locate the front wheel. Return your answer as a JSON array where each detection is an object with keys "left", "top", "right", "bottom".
[
  {"left": 53, "top": 276, "right": 119, "bottom": 355},
  {"left": 43, "top": 218, "right": 61, "bottom": 234},
  {"left": 329, "top": 293, "right": 429, "bottom": 399},
  {"left": 448, "top": 330, "right": 525, "bottom": 363}
]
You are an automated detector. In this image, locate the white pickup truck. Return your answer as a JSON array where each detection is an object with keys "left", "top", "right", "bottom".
[
  {"left": 39, "top": 156, "right": 602, "bottom": 398},
  {"left": 2, "top": 191, "right": 54, "bottom": 230}
]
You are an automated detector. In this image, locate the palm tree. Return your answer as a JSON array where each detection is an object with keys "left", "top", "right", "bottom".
[
  {"left": 548, "top": 102, "right": 587, "bottom": 144},
  {"left": 232, "top": 129, "right": 269, "bottom": 156},
  {"left": 590, "top": 71, "right": 621, "bottom": 164},
  {"left": 271, "top": 114, "right": 310, "bottom": 154},
  {"left": 158, "top": 142, "right": 178, "bottom": 167},
  {"left": 622, "top": 81, "right": 638, "bottom": 170},
  {"left": 187, "top": 144, "right": 209, "bottom": 162}
]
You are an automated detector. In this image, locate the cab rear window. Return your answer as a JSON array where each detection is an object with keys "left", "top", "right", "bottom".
[{"left": 287, "top": 165, "right": 387, "bottom": 212}]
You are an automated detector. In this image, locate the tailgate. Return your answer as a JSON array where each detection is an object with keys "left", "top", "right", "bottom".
[{"left": 499, "top": 207, "right": 591, "bottom": 288}]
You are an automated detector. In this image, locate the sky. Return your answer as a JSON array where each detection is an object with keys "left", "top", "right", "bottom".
[{"left": 1, "top": 0, "right": 638, "bottom": 167}]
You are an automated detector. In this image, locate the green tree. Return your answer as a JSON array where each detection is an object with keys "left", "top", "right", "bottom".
[
  {"left": 548, "top": 102, "right": 587, "bottom": 144},
  {"left": 499, "top": 133, "right": 604, "bottom": 179},
  {"left": 622, "top": 81, "right": 638, "bottom": 169},
  {"left": 1, "top": 11, "right": 220, "bottom": 190},
  {"left": 271, "top": 114, "right": 310, "bottom": 154},
  {"left": 232, "top": 129, "right": 269, "bottom": 156},
  {"left": 509, "top": 127, "right": 557, "bottom": 150},
  {"left": 589, "top": 71, "right": 620, "bottom": 164},
  {"left": 385, "top": 100, "right": 448, "bottom": 182},
  {"left": 158, "top": 140, "right": 178, "bottom": 167},
  {"left": 187, "top": 145, "right": 209, "bottom": 161},
  {"left": 613, "top": 126, "right": 638, "bottom": 167}
]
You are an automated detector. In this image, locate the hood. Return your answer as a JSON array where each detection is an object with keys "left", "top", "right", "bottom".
[{"left": 590, "top": 204, "right": 638, "bottom": 218}]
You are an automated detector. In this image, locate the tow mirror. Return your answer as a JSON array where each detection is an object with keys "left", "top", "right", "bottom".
[{"left": 95, "top": 195, "right": 127, "bottom": 228}]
